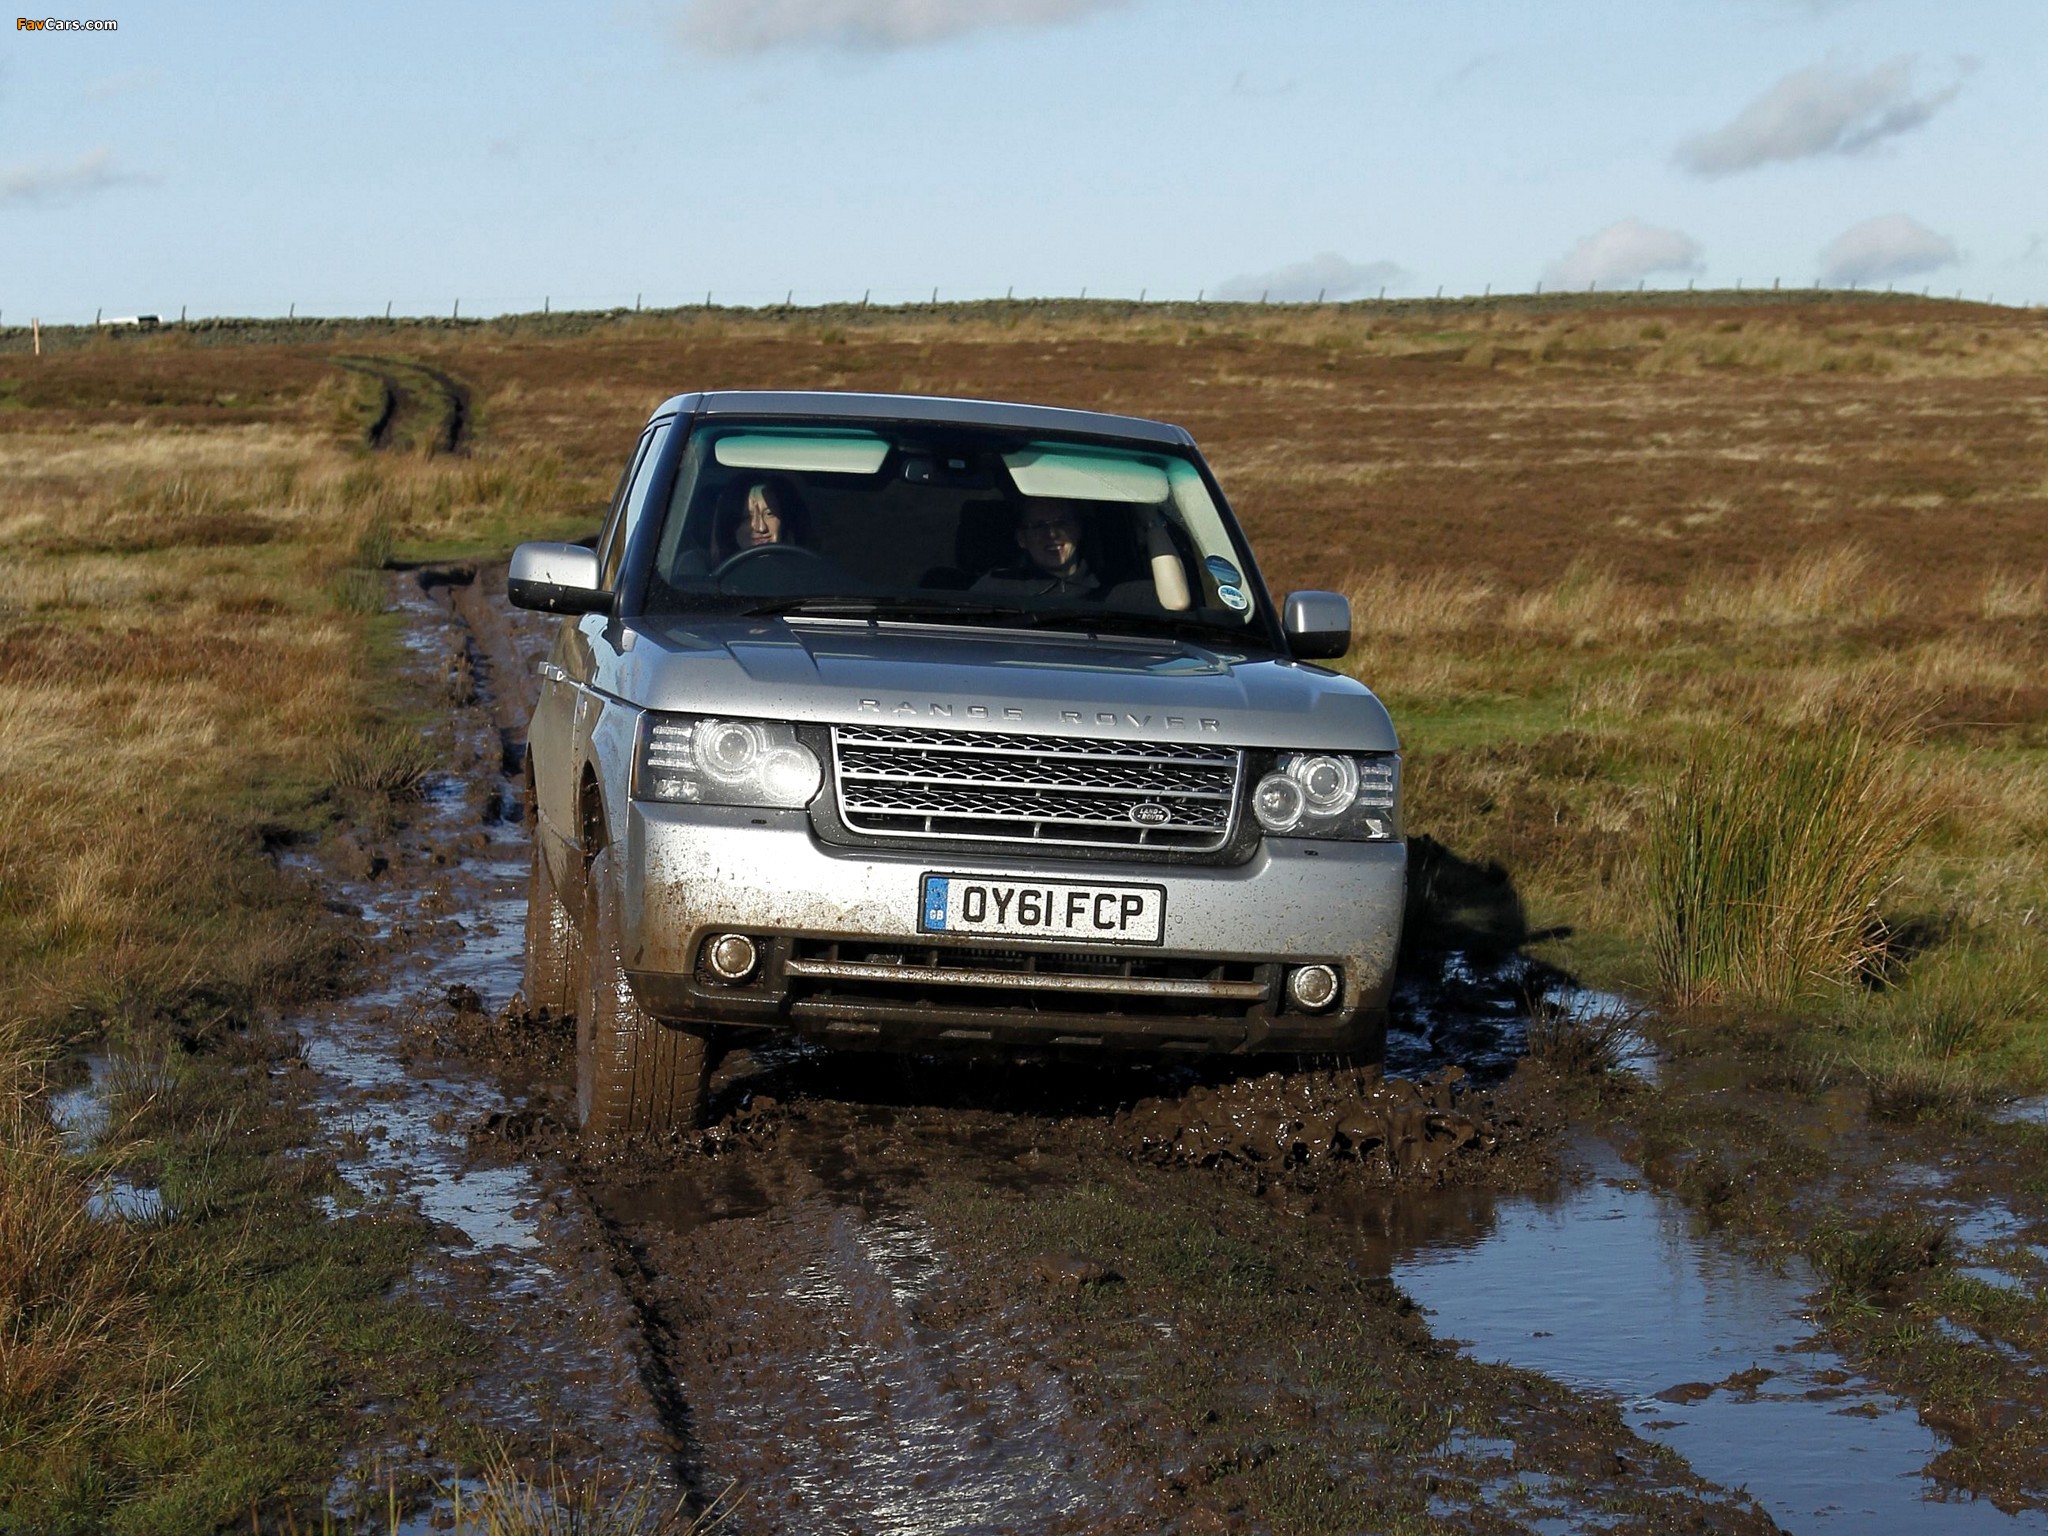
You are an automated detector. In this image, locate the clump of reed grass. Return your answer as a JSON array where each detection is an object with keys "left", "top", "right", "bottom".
[
  {"left": 1979, "top": 567, "right": 2047, "bottom": 621},
  {"left": 1524, "top": 996, "right": 1646, "bottom": 1079},
  {"left": 328, "top": 729, "right": 436, "bottom": 802},
  {"left": 1811, "top": 1213, "right": 1948, "bottom": 1310},
  {"left": 331, "top": 1458, "right": 724, "bottom": 1536},
  {"left": 1864, "top": 1058, "right": 1980, "bottom": 1122},
  {"left": 328, "top": 566, "right": 388, "bottom": 615},
  {"left": 416, "top": 1448, "right": 729, "bottom": 1535},
  {"left": 1645, "top": 722, "right": 1926, "bottom": 1007}
]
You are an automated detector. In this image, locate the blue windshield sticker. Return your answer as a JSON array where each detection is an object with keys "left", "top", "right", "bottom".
[
  {"left": 1216, "top": 583, "right": 1250, "bottom": 612},
  {"left": 1204, "top": 554, "right": 1241, "bottom": 585},
  {"left": 923, "top": 876, "right": 950, "bottom": 930}
]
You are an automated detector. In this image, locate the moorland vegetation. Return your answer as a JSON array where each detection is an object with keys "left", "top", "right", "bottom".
[{"left": 0, "top": 294, "right": 2041, "bottom": 1526}]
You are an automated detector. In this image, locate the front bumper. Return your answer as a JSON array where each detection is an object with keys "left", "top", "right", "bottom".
[{"left": 621, "top": 803, "right": 1405, "bottom": 1056}]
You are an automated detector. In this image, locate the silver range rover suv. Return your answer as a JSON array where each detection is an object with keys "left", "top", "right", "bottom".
[{"left": 508, "top": 391, "right": 1404, "bottom": 1136}]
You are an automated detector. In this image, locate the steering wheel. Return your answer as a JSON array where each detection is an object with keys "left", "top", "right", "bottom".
[{"left": 712, "top": 542, "right": 834, "bottom": 586}]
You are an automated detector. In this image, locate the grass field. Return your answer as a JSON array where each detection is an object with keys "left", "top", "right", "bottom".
[{"left": 1, "top": 295, "right": 2043, "bottom": 1526}]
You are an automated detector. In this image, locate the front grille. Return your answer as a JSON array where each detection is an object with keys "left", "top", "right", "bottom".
[{"left": 830, "top": 725, "right": 1242, "bottom": 852}]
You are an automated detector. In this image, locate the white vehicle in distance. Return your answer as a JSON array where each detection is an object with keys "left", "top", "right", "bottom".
[{"left": 509, "top": 391, "right": 1404, "bottom": 1136}]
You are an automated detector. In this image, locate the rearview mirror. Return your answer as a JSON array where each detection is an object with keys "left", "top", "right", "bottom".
[
  {"left": 507, "top": 542, "right": 609, "bottom": 614},
  {"left": 1283, "top": 590, "right": 1351, "bottom": 660}
]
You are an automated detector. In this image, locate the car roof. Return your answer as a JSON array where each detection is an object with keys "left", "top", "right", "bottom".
[{"left": 649, "top": 389, "right": 1194, "bottom": 448}]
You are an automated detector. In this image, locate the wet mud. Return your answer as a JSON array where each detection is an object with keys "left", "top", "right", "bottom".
[
  {"left": 275, "top": 568, "right": 2048, "bottom": 1534},
  {"left": 1118, "top": 1064, "right": 1511, "bottom": 1179},
  {"left": 281, "top": 568, "right": 678, "bottom": 1512}
]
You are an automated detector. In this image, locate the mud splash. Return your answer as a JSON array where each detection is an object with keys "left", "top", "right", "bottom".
[
  {"left": 1380, "top": 1142, "right": 2048, "bottom": 1534},
  {"left": 1118, "top": 1065, "right": 1510, "bottom": 1178}
]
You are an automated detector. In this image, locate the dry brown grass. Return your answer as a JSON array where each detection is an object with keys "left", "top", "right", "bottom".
[
  {"left": 0, "top": 1019, "right": 152, "bottom": 1444},
  {"left": 0, "top": 301, "right": 2042, "bottom": 1506}
]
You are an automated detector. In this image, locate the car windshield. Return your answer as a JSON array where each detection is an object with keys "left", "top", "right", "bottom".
[{"left": 641, "top": 420, "right": 1269, "bottom": 642}]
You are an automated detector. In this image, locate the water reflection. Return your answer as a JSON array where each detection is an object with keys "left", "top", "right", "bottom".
[{"left": 1376, "top": 1144, "right": 2045, "bottom": 1534}]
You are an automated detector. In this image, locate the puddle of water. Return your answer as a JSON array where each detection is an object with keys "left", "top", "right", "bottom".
[
  {"left": 1386, "top": 1143, "right": 2045, "bottom": 1534},
  {"left": 1391, "top": 950, "right": 1659, "bottom": 1084},
  {"left": 48, "top": 1055, "right": 112, "bottom": 1153},
  {"left": 1991, "top": 1097, "right": 2048, "bottom": 1127},
  {"left": 86, "top": 1176, "right": 165, "bottom": 1224}
]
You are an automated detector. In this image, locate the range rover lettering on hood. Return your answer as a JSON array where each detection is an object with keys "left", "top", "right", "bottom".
[{"left": 857, "top": 698, "right": 1222, "bottom": 733}]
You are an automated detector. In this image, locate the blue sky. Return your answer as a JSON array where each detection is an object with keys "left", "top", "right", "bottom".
[{"left": 3, "top": 0, "right": 2042, "bottom": 322}]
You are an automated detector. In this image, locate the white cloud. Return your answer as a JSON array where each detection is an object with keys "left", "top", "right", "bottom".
[
  {"left": 674, "top": 0, "right": 1133, "bottom": 55},
  {"left": 1677, "top": 56, "right": 1967, "bottom": 176},
  {"left": 1543, "top": 219, "right": 1703, "bottom": 290},
  {"left": 1817, "top": 214, "right": 1958, "bottom": 287},
  {"left": 0, "top": 148, "right": 142, "bottom": 207},
  {"left": 1212, "top": 252, "right": 1406, "bottom": 304}
]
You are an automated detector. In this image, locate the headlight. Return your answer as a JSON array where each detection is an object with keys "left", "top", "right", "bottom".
[
  {"left": 1252, "top": 752, "right": 1399, "bottom": 841},
  {"left": 633, "top": 713, "right": 823, "bottom": 808}
]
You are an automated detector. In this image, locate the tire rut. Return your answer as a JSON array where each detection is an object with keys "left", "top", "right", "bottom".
[
  {"left": 331, "top": 354, "right": 472, "bottom": 454},
  {"left": 432, "top": 575, "right": 1783, "bottom": 1536}
]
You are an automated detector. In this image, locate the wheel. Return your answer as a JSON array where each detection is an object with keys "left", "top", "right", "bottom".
[
  {"left": 523, "top": 834, "right": 582, "bottom": 1019},
  {"left": 576, "top": 846, "right": 709, "bottom": 1138}
]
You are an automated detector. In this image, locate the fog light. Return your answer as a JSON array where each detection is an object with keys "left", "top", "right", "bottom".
[
  {"left": 1287, "top": 963, "right": 1340, "bottom": 1012},
  {"left": 704, "top": 933, "right": 759, "bottom": 983}
]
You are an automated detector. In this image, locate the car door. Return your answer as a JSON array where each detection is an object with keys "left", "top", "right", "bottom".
[
  {"left": 544, "top": 415, "right": 676, "bottom": 860},
  {"left": 531, "top": 419, "right": 662, "bottom": 861}
]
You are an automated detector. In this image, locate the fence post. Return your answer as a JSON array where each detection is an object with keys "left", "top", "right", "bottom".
[
  {"left": 32, "top": 319, "right": 40, "bottom": 356},
  {"left": 453, "top": 298, "right": 460, "bottom": 319}
]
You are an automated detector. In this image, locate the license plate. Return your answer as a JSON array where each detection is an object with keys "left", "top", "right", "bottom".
[{"left": 919, "top": 874, "right": 1165, "bottom": 945}]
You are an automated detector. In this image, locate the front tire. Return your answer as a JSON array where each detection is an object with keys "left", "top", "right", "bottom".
[
  {"left": 576, "top": 847, "right": 709, "bottom": 1138},
  {"left": 523, "top": 834, "right": 581, "bottom": 1019}
]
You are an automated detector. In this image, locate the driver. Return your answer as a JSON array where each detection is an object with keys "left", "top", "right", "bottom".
[
  {"left": 971, "top": 500, "right": 1101, "bottom": 600},
  {"left": 713, "top": 478, "right": 807, "bottom": 562}
]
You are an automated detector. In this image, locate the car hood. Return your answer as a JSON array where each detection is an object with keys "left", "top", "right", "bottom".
[{"left": 617, "top": 616, "right": 1397, "bottom": 752}]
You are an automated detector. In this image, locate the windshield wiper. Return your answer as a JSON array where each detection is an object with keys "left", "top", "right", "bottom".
[
  {"left": 1028, "top": 607, "right": 1243, "bottom": 645},
  {"left": 741, "top": 596, "right": 1044, "bottom": 626}
]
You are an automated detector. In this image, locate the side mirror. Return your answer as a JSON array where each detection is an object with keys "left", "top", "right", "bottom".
[
  {"left": 507, "top": 541, "right": 608, "bottom": 615},
  {"left": 1283, "top": 590, "right": 1351, "bottom": 660}
]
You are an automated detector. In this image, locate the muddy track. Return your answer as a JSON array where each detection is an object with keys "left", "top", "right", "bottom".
[
  {"left": 331, "top": 355, "right": 472, "bottom": 454},
  {"left": 380, "top": 570, "right": 1787, "bottom": 1535},
  {"left": 361, "top": 574, "right": 2048, "bottom": 1534}
]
